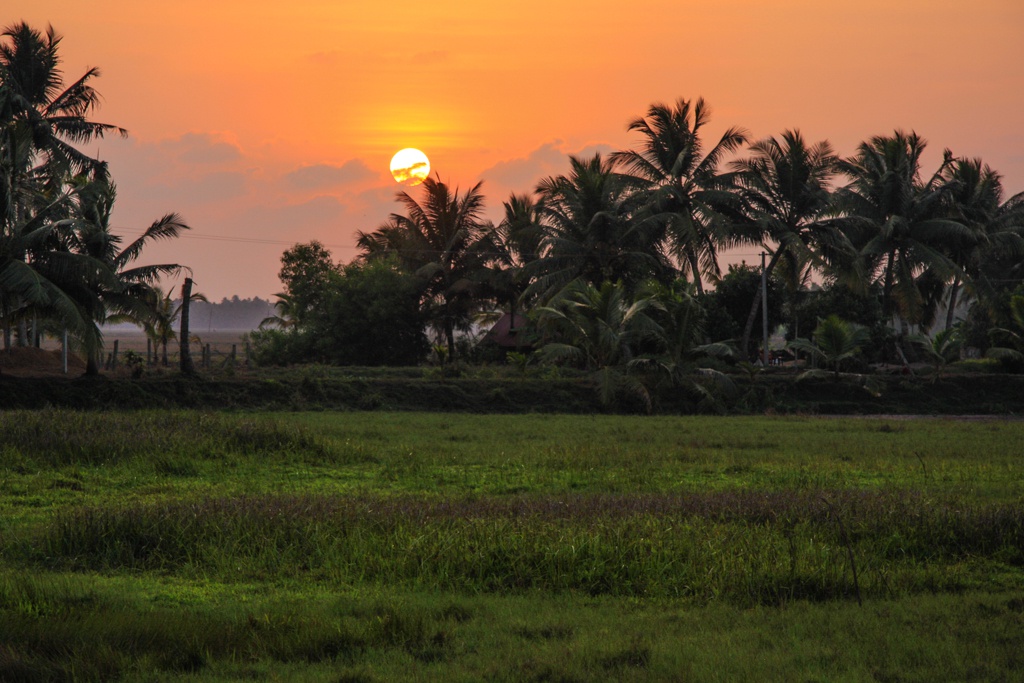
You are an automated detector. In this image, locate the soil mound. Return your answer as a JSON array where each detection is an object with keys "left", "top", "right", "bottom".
[{"left": 0, "top": 347, "right": 86, "bottom": 377}]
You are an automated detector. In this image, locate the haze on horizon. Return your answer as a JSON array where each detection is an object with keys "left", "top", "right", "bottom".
[{"left": 8, "top": 0, "right": 1023, "bottom": 300}]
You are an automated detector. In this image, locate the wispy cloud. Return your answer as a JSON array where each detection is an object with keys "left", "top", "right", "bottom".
[{"left": 284, "top": 160, "right": 376, "bottom": 190}]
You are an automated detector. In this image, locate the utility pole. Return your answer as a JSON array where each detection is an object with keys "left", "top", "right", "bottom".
[
  {"left": 180, "top": 278, "right": 195, "bottom": 376},
  {"left": 761, "top": 251, "right": 769, "bottom": 367}
]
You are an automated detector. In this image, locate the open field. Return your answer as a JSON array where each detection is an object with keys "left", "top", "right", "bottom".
[{"left": 1, "top": 412, "right": 1022, "bottom": 681}]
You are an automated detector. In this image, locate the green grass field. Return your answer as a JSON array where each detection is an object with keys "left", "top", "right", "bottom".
[{"left": 1, "top": 411, "right": 1022, "bottom": 681}]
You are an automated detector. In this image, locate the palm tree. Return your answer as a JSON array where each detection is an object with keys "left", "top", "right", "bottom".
[
  {"left": 834, "top": 131, "right": 973, "bottom": 324},
  {"left": 939, "top": 158, "right": 1024, "bottom": 328},
  {"left": 628, "top": 280, "right": 736, "bottom": 408},
  {"left": 356, "top": 176, "right": 488, "bottom": 360},
  {"left": 258, "top": 292, "right": 300, "bottom": 330},
  {"left": 610, "top": 97, "right": 749, "bottom": 295},
  {"left": 788, "top": 315, "right": 871, "bottom": 381},
  {"left": 141, "top": 285, "right": 207, "bottom": 366},
  {"left": 909, "top": 327, "right": 961, "bottom": 381},
  {"left": 534, "top": 278, "right": 661, "bottom": 409},
  {"left": 986, "top": 295, "right": 1024, "bottom": 365},
  {"left": 0, "top": 22, "right": 126, "bottom": 182},
  {"left": 730, "top": 130, "right": 851, "bottom": 357},
  {"left": 1, "top": 22, "right": 126, "bottom": 348},
  {"left": 527, "top": 153, "right": 665, "bottom": 301},
  {"left": 64, "top": 177, "right": 191, "bottom": 374},
  {"left": 474, "top": 192, "right": 545, "bottom": 320},
  {"left": 0, "top": 188, "right": 97, "bottom": 349}
]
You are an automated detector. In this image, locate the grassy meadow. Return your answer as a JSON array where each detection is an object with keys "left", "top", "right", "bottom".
[{"left": 1, "top": 411, "right": 1022, "bottom": 681}]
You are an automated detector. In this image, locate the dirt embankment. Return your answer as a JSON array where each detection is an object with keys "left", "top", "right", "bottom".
[{"left": 0, "top": 347, "right": 86, "bottom": 378}]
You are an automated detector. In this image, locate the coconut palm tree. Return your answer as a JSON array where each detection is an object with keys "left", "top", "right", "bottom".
[
  {"left": 628, "top": 280, "right": 737, "bottom": 410},
  {"left": 1, "top": 22, "right": 126, "bottom": 348},
  {"left": 788, "top": 314, "right": 871, "bottom": 381},
  {"left": 610, "top": 97, "right": 749, "bottom": 295},
  {"left": 730, "top": 130, "right": 852, "bottom": 357},
  {"left": 64, "top": 177, "right": 191, "bottom": 373},
  {"left": 356, "top": 176, "right": 488, "bottom": 360},
  {"left": 834, "top": 131, "right": 973, "bottom": 324},
  {"left": 0, "top": 22, "right": 126, "bottom": 182},
  {"left": 258, "top": 292, "right": 300, "bottom": 330},
  {"left": 474, "top": 192, "right": 545, "bottom": 320},
  {"left": 986, "top": 295, "right": 1024, "bottom": 365},
  {"left": 909, "top": 327, "right": 961, "bottom": 381},
  {"left": 0, "top": 188, "right": 98, "bottom": 349},
  {"left": 140, "top": 285, "right": 207, "bottom": 366},
  {"left": 534, "top": 278, "right": 661, "bottom": 409},
  {"left": 527, "top": 153, "right": 666, "bottom": 302},
  {"left": 939, "top": 158, "right": 1024, "bottom": 328}
]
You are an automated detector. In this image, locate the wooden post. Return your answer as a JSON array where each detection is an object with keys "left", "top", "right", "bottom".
[
  {"left": 111, "top": 340, "right": 119, "bottom": 370},
  {"left": 180, "top": 278, "right": 196, "bottom": 376},
  {"left": 761, "top": 251, "right": 769, "bottom": 367}
]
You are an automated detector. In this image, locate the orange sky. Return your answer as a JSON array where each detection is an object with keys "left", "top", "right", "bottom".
[{"left": 9, "top": 1, "right": 1024, "bottom": 300}]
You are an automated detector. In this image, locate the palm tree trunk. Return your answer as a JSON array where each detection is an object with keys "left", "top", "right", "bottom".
[
  {"left": 741, "top": 250, "right": 783, "bottom": 359},
  {"left": 687, "top": 251, "right": 705, "bottom": 296},
  {"left": 179, "top": 278, "right": 195, "bottom": 375},
  {"left": 444, "top": 317, "right": 456, "bottom": 362},
  {"left": 945, "top": 276, "right": 961, "bottom": 330},
  {"left": 162, "top": 340, "right": 169, "bottom": 366},
  {"left": 881, "top": 249, "right": 896, "bottom": 319}
]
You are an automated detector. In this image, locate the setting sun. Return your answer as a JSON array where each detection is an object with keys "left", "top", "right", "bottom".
[{"left": 390, "top": 148, "right": 430, "bottom": 186}]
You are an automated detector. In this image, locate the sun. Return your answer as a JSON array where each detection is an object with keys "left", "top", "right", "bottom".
[{"left": 390, "top": 148, "right": 430, "bottom": 185}]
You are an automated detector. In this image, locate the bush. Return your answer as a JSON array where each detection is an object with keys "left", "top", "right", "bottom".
[{"left": 252, "top": 257, "right": 429, "bottom": 367}]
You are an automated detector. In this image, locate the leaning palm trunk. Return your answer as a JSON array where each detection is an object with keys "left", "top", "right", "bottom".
[{"left": 687, "top": 252, "right": 705, "bottom": 296}]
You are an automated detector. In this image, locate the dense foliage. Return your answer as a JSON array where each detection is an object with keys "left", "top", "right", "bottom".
[
  {"left": 262, "top": 97, "right": 1024, "bottom": 375},
  {"left": 253, "top": 255, "right": 428, "bottom": 366},
  {"left": 0, "top": 22, "right": 190, "bottom": 370}
]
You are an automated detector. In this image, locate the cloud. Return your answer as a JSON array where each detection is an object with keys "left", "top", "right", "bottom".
[
  {"left": 480, "top": 140, "right": 617, "bottom": 196},
  {"left": 161, "top": 132, "right": 242, "bottom": 165},
  {"left": 480, "top": 141, "right": 569, "bottom": 192},
  {"left": 236, "top": 195, "right": 350, "bottom": 238},
  {"left": 145, "top": 171, "right": 250, "bottom": 206},
  {"left": 284, "top": 159, "right": 376, "bottom": 190}
]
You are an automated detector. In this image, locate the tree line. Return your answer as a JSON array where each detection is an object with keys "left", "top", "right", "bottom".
[
  {"left": 0, "top": 22, "right": 192, "bottom": 373},
  {"left": 258, "top": 99, "right": 1024, "bottom": 385}
]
